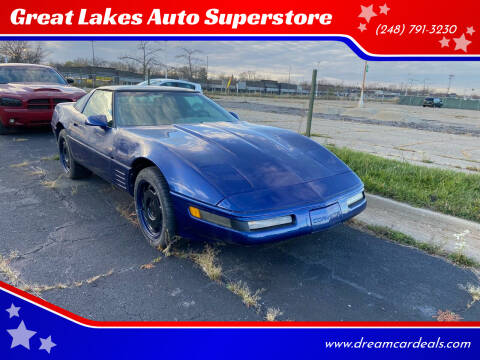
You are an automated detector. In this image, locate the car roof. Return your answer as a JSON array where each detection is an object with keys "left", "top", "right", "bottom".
[
  {"left": 0, "top": 63, "right": 54, "bottom": 69},
  {"left": 148, "top": 78, "right": 198, "bottom": 85},
  {"left": 97, "top": 85, "right": 198, "bottom": 92}
]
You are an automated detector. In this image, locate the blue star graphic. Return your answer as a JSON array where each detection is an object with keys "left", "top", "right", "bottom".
[
  {"left": 5, "top": 303, "right": 20, "bottom": 318},
  {"left": 7, "top": 320, "right": 37, "bottom": 349},
  {"left": 39, "top": 335, "right": 57, "bottom": 354}
]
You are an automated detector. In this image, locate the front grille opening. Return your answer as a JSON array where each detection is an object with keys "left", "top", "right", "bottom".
[
  {"left": 53, "top": 98, "right": 73, "bottom": 105},
  {"left": 27, "top": 99, "right": 50, "bottom": 110},
  {"left": 27, "top": 98, "right": 73, "bottom": 110}
]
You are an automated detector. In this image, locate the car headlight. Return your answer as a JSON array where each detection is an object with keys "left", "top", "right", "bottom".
[
  {"left": 247, "top": 216, "right": 293, "bottom": 230},
  {"left": 189, "top": 206, "right": 293, "bottom": 231},
  {"left": 347, "top": 191, "right": 365, "bottom": 207},
  {"left": 0, "top": 97, "right": 23, "bottom": 107}
]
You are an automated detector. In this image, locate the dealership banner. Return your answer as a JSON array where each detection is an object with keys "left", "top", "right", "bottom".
[
  {"left": 1, "top": 0, "right": 480, "bottom": 59},
  {"left": 0, "top": 281, "right": 478, "bottom": 359}
]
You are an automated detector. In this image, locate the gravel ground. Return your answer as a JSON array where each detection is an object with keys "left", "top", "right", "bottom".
[{"left": 216, "top": 96, "right": 480, "bottom": 173}]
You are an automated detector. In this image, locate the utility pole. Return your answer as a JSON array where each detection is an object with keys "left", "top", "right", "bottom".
[
  {"left": 206, "top": 55, "right": 209, "bottom": 81},
  {"left": 423, "top": 78, "right": 429, "bottom": 96},
  {"left": 447, "top": 74, "right": 455, "bottom": 96},
  {"left": 288, "top": 65, "right": 291, "bottom": 84},
  {"left": 305, "top": 69, "right": 317, "bottom": 137},
  {"left": 358, "top": 61, "right": 368, "bottom": 107},
  {"left": 91, "top": 41, "right": 95, "bottom": 67},
  {"left": 91, "top": 41, "right": 96, "bottom": 88},
  {"left": 164, "top": 41, "right": 168, "bottom": 79}
]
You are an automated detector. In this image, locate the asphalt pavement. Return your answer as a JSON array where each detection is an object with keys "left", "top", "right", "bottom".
[{"left": 0, "top": 130, "right": 479, "bottom": 321}]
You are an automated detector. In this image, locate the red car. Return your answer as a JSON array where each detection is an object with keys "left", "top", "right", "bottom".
[{"left": 0, "top": 63, "right": 86, "bottom": 134}]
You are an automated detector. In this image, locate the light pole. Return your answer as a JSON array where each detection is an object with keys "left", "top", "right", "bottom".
[
  {"left": 164, "top": 41, "right": 168, "bottom": 79},
  {"left": 446, "top": 74, "right": 455, "bottom": 96},
  {"left": 315, "top": 62, "right": 320, "bottom": 97},
  {"left": 91, "top": 41, "right": 95, "bottom": 67},
  {"left": 358, "top": 61, "right": 368, "bottom": 107},
  {"left": 422, "top": 78, "right": 430, "bottom": 96}
]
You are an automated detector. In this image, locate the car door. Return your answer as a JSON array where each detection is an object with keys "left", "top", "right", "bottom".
[{"left": 70, "top": 89, "right": 116, "bottom": 181}]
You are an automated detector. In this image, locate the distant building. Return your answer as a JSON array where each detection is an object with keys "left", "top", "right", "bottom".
[{"left": 57, "top": 66, "right": 144, "bottom": 88}]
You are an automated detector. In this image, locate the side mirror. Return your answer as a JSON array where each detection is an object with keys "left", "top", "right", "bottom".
[
  {"left": 229, "top": 111, "right": 240, "bottom": 120},
  {"left": 66, "top": 78, "right": 75, "bottom": 84},
  {"left": 85, "top": 115, "right": 108, "bottom": 129}
]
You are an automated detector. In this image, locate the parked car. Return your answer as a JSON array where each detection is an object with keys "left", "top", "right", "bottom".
[
  {"left": 422, "top": 97, "right": 443, "bottom": 108},
  {"left": 51, "top": 86, "right": 366, "bottom": 248},
  {"left": 138, "top": 78, "right": 202, "bottom": 93},
  {"left": 0, "top": 63, "right": 86, "bottom": 134}
]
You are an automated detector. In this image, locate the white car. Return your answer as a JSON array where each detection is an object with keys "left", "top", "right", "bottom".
[{"left": 138, "top": 78, "right": 202, "bottom": 93}]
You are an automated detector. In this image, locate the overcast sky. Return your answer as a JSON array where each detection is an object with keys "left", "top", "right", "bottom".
[{"left": 43, "top": 41, "right": 480, "bottom": 95}]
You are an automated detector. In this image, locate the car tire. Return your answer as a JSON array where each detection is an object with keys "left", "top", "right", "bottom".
[
  {"left": 58, "top": 129, "right": 91, "bottom": 179},
  {"left": 134, "top": 167, "right": 176, "bottom": 249}
]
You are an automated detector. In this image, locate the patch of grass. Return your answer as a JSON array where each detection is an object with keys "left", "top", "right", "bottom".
[
  {"left": 140, "top": 263, "right": 155, "bottom": 270},
  {"left": 421, "top": 159, "right": 434, "bottom": 164},
  {"left": 304, "top": 132, "right": 332, "bottom": 139},
  {"left": 433, "top": 310, "right": 463, "bottom": 322},
  {"left": 460, "top": 283, "right": 480, "bottom": 308},
  {"left": 29, "top": 168, "right": 46, "bottom": 177},
  {"left": 466, "top": 166, "right": 480, "bottom": 172},
  {"left": 140, "top": 256, "right": 162, "bottom": 270},
  {"left": 163, "top": 242, "right": 222, "bottom": 281},
  {"left": 447, "top": 253, "right": 478, "bottom": 268},
  {"left": 71, "top": 185, "right": 78, "bottom": 196},
  {"left": 265, "top": 307, "right": 283, "bottom": 321},
  {"left": 115, "top": 203, "right": 138, "bottom": 226},
  {"left": 41, "top": 154, "right": 60, "bottom": 161},
  {"left": 10, "top": 161, "right": 30, "bottom": 168},
  {"left": 327, "top": 145, "right": 480, "bottom": 222},
  {"left": 189, "top": 245, "right": 223, "bottom": 282},
  {"left": 226, "top": 280, "right": 263, "bottom": 309},
  {"left": 41, "top": 174, "right": 63, "bottom": 189},
  {"left": 22, "top": 269, "right": 115, "bottom": 293},
  {"left": 352, "top": 221, "right": 480, "bottom": 269},
  {"left": 0, "top": 252, "right": 22, "bottom": 287}
]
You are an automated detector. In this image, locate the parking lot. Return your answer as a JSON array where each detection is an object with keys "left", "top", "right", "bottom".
[
  {"left": 215, "top": 96, "right": 480, "bottom": 173},
  {"left": 1, "top": 128, "right": 480, "bottom": 321}
]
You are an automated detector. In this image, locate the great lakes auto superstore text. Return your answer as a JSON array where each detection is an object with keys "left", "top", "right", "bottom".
[{"left": 10, "top": 8, "right": 333, "bottom": 29}]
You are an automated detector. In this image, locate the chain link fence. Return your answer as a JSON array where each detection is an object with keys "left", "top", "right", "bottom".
[{"left": 399, "top": 96, "right": 480, "bottom": 111}]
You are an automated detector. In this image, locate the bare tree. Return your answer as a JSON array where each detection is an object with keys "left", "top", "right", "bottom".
[
  {"left": 0, "top": 41, "right": 47, "bottom": 64},
  {"left": 176, "top": 47, "right": 202, "bottom": 81},
  {"left": 119, "top": 41, "right": 163, "bottom": 77}
]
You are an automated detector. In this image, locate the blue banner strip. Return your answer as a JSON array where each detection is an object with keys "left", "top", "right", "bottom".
[{"left": 1, "top": 285, "right": 479, "bottom": 359}]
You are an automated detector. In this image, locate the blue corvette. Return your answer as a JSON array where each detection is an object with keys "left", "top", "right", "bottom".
[{"left": 51, "top": 86, "right": 366, "bottom": 248}]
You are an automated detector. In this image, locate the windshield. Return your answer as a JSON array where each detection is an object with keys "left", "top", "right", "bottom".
[
  {"left": 0, "top": 67, "right": 67, "bottom": 85},
  {"left": 115, "top": 91, "right": 235, "bottom": 126}
]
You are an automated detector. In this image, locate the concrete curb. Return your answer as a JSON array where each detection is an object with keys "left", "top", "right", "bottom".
[{"left": 356, "top": 194, "right": 480, "bottom": 263}]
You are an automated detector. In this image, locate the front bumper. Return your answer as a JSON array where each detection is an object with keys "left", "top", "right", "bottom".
[
  {"left": 0, "top": 108, "right": 54, "bottom": 128},
  {"left": 171, "top": 187, "right": 366, "bottom": 244}
]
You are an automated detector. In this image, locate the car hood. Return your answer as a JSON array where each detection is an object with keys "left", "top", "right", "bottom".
[
  {"left": 0, "top": 83, "right": 85, "bottom": 98},
  {"left": 124, "top": 122, "right": 359, "bottom": 210}
]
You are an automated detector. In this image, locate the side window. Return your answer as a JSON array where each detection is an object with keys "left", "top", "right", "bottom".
[
  {"left": 176, "top": 83, "right": 195, "bottom": 90},
  {"left": 74, "top": 92, "right": 91, "bottom": 112},
  {"left": 83, "top": 90, "right": 113, "bottom": 126}
]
